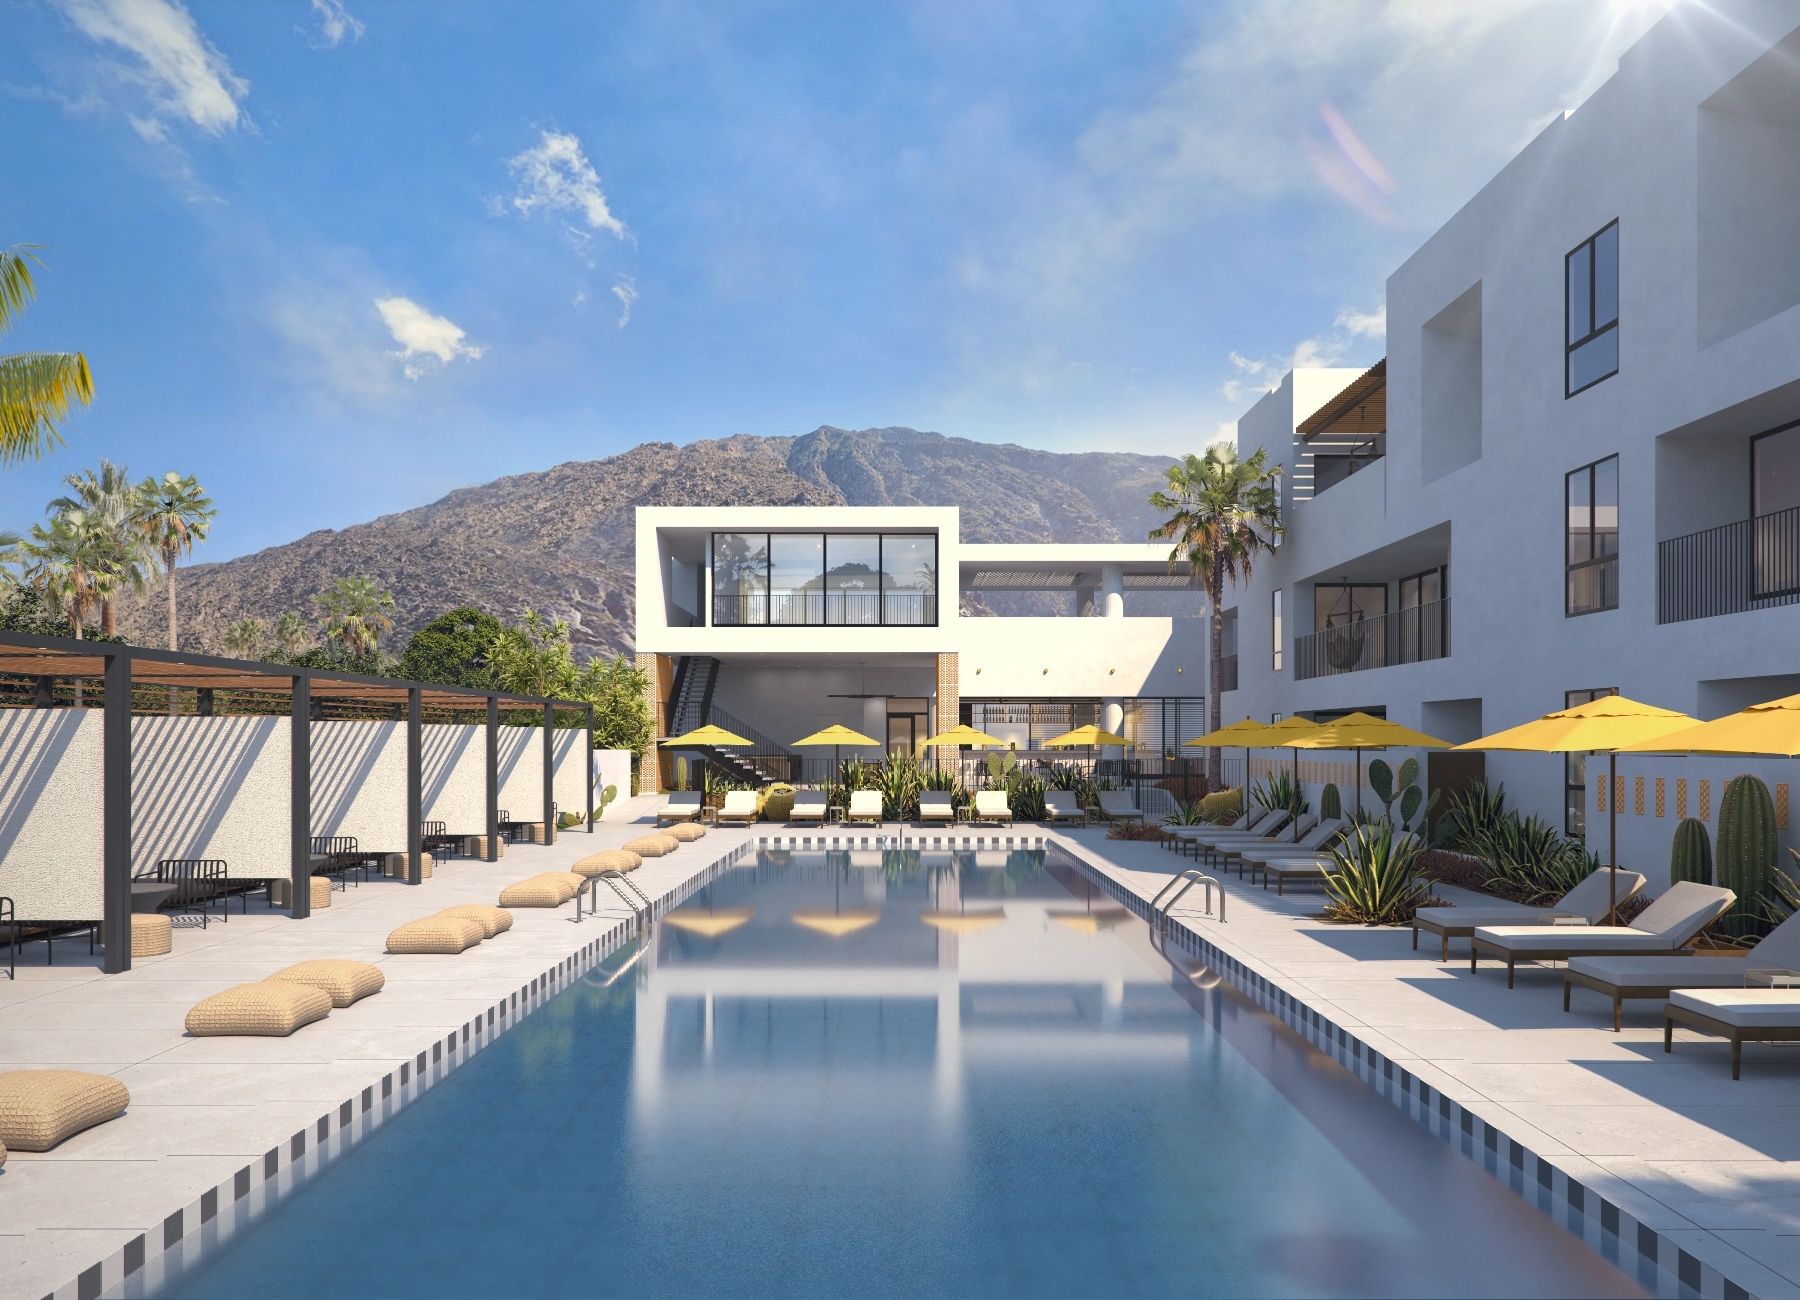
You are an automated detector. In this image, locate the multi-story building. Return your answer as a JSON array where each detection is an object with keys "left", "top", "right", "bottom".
[
  {"left": 1225, "top": 1, "right": 1800, "bottom": 887},
  {"left": 633, "top": 506, "right": 1209, "bottom": 796}
]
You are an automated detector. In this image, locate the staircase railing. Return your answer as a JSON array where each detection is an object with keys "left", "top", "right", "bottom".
[{"left": 705, "top": 703, "right": 800, "bottom": 783}]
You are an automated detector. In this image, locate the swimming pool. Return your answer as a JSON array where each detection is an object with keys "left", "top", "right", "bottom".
[{"left": 150, "top": 848, "right": 1641, "bottom": 1298}]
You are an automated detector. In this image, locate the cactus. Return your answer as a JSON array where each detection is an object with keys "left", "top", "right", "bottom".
[
  {"left": 1368, "top": 759, "right": 1395, "bottom": 814},
  {"left": 1320, "top": 783, "right": 1342, "bottom": 821},
  {"left": 1366, "top": 756, "right": 1431, "bottom": 828},
  {"left": 674, "top": 756, "right": 689, "bottom": 792},
  {"left": 1396, "top": 757, "right": 1419, "bottom": 792},
  {"left": 1717, "top": 775, "right": 1777, "bottom": 937},
  {"left": 1669, "top": 817, "right": 1712, "bottom": 886}
]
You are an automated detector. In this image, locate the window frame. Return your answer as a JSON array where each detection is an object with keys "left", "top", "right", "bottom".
[
  {"left": 1565, "top": 456, "right": 1619, "bottom": 617},
  {"left": 1563, "top": 686, "right": 1619, "bottom": 839},
  {"left": 708, "top": 532, "right": 939, "bottom": 628},
  {"left": 1271, "top": 589, "right": 1283, "bottom": 672},
  {"left": 1565, "top": 220, "right": 1620, "bottom": 399}
]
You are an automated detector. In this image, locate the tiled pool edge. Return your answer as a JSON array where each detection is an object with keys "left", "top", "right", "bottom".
[
  {"left": 66, "top": 842, "right": 753, "bottom": 1300},
  {"left": 1054, "top": 840, "right": 1760, "bottom": 1300}
]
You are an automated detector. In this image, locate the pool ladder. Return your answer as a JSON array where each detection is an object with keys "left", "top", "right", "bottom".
[
  {"left": 1147, "top": 869, "right": 1225, "bottom": 938},
  {"left": 580, "top": 870, "right": 654, "bottom": 934}
]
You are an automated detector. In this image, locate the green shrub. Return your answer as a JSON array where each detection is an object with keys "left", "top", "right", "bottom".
[
  {"left": 1718, "top": 774, "right": 1778, "bottom": 938},
  {"left": 1164, "top": 798, "right": 1208, "bottom": 826},
  {"left": 1199, "top": 786, "right": 1243, "bottom": 824},
  {"left": 1474, "top": 812, "right": 1593, "bottom": 905},
  {"left": 1669, "top": 817, "right": 1713, "bottom": 886},
  {"left": 877, "top": 752, "right": 926, "bottom": 821},
  {"left": 1319, "top": 783, "right": 1341, "bottom": 821},
  {"left": 1437, "top": 782, "right": 1507, "bottom": 851},
  {"left": 1322, "top": 823, "right": 1432, "bottom": 924}
]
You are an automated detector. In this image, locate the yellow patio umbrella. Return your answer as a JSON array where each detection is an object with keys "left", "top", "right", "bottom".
[
  {"left": 1289, "top": 712, "right": 1453, "bottom": 819},
  {"left": 919, "top": 724, "right": 1006, "bottom": 748},
  {"left": 662, "top": 907, "right": 756, "bottom": 939},
  {"left": 791, "top": 723, "right": 881, "bottom": 783},
  {"left": 1244, "top": 716, "right": 1326, "bottom": 838},
  {"left": 1615, "top": 692, "right": 1800, "bottom": 756},
  {"left": 920, "top": 909, "right": 1006, "bottom": 934},
  {"left": 1454, "top": 695, "right": 1700, "bottom": 924},
  {"left": 1042, "top": 723, "right": 1132, "bottom": 770},
  {"left": 661, "top": 724, "right": 751, "bottom": 747},
  {"left": 792, "top": 909, "right": 882, "bottom": 938},
  {"left": 1186, "top": 718, "right": 1273, "bottom": 802}
]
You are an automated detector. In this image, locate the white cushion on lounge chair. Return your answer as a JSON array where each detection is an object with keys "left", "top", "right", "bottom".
[
  {"left": 919, "top": 792, "right": 956, "bottom": 820},
  {"left": 658, "top": 792, "right": 704, "bottom": 822},
  {"left": 1567, "top": 955, "right": 1753, "bottom": 988},
  {"left": 1670, "top": 989, "right": 1800, "bottom": 1027},
  {"left": 1553, "top": 870, "right": 1650, "bottom": 922},
  {"left": 716, "top": 790, "right": 759, "bottom": 823},
  {"left": 974, "top": 791, "right": 1011, "bottom": 821},
  {"left": 1239, "top": 819, "right": 1341, "bottom": 860},
  {"left": 1097, "top": 792, "right": 1141, "bottom": 820},
  {"left": 789, "top": 792, "right": 829, "bottom": 822},
  {"left": 1475, "top": 882, "right": 1734, "bottom": 954},
  {"left": 1417, "top": 870, "right": 1649, "bottom": 934},
  {"left": 847, "top": 790, "right": 884, "bottom": 822},
  {"left": 1044, "top": 792, "right": 1085, "bottom": 820}
]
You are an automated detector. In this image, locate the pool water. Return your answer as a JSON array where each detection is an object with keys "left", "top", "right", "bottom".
[{"left": 155, "top": 849, "right": 1640, "bottom": 1298}]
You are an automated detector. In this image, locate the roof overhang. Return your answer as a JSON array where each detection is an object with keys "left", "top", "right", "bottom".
[{"left": 1297, "top": 359, "right": 1386, "bottom": 440}]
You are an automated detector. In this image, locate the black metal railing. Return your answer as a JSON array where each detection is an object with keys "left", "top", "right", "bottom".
[
  {"left": 1218, "top": 654, "right": 1239, "bottom": 693},
  {"left": 710, "top": 591, "right": 937, "bottom": 627},
  {"left": 1658, "top": 505, "right": 1800, "bottom": 624},
  {"left": 705, "top": 703, "right": 802, "bottom": 783},
  {"left": 1294, "top": 598, "right": 1450, "bottom": 681}
]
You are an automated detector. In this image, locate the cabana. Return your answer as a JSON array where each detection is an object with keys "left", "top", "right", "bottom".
[{"left": 0, "top": 631, "right": 600, "bottom": 974}]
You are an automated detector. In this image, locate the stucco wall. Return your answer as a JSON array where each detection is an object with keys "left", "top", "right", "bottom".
[
  {"left": 421, "top": 723, "right": 485, "bottom": 833},
  {"left": 0, "top": 709, "right": 103, "bottom": 921},
  {"left": 311, "top": 720, "right": 406, "bottom": 852},
  {"left": 594, "top": 749, "right": 631, "bottom": 819},
  {"left": 496, "top": 726, "right": 542, "bottom": 821},
  {"left": 133, "top": 716, "right": 289, "bottom": 880}
]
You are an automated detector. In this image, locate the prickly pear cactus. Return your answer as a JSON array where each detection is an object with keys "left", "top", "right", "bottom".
[
  {"left": 1399, "top": 785, "right": 1423, "bottom": 827},
  {"left": 1669, "top": 817, "right": 1712, "bottom": 887},
  {"left": 1396, "top": 757, "right": 1419, "bottom": 791},
  {"left": 1368, "top": 759, "right": 1395, "bottom": 811},
  {"left": 1717, "top": 775, "right": 1777, "bottom": 937},
  {"left": 1320, "top": 783, "right": 1342, "bottom": 821}
]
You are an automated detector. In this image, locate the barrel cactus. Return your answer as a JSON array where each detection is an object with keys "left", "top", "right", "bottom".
[
  {"left": 1669, "top": 817, "right": 1712, "bottom": 886},
  {"left": 1320, "top": 782, "right": 1342, "bottom": 821},
  {"left": 674, "top": 757, "right": 689, "bottom": 792},
  {"left": 1717, "top": 775, "right": 1777, "bottom": 937}
]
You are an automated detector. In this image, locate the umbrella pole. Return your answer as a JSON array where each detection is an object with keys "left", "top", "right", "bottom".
[
  {"left": 1355, "top": 748, "right": 1363, "bottom": 819},
  {"left": 1608, "top": 751, "right": 1618, "bottom": 927}
]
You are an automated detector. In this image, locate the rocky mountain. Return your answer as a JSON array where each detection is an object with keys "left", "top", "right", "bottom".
[{"left": 114, "top": 426, "right": 1189, "bottom": 659}]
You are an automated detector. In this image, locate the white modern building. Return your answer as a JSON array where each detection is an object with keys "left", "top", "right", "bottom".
[
  {"left": 633, "top": 507, "right": 1208, "bottom": 792},
  {"left": 1223, "top": 1, "right": 1800, "bottom": 887}
]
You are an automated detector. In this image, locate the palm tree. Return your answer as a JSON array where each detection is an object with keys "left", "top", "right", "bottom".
[
  {"left": 223, "top": 616, "right": 264, "bottom": 659},
  {"left": 318, "top": 575, "right": 395, "bottom": 657},
  {"left": 135, "top": 472, "right": 216, "bottom": 651},
  {"left": 0, "top": 245, "right": 93, "bottom": 464},
  {"left": 273, "top": 611, "right": 311, "bottom": 657},
  {"left": 20, "top": 509, "right": 111, "bottom": 637},
  {"left": 1149, "top": 442, "right": 1284, "bottom": 787},
  {"left": 53, "top": 459, "right": 154, "bottom": 635}
]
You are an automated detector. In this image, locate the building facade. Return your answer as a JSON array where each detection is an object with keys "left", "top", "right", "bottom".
[{"left": 1224, "top": 1, "right": 1800, "bottom": 888}]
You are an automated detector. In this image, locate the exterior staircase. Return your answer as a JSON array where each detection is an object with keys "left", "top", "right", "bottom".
[{"left": 665, "top": 656, "right": 799, "bottom": 786}]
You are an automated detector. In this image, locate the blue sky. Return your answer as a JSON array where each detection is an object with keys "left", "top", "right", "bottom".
[{"left": 0, "top": 0, "right": 1671, "bottom": 562}]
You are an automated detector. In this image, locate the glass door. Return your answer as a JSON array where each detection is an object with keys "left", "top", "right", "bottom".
[{"left": 887, "top": 714, "right": 916, "bottom": 756}]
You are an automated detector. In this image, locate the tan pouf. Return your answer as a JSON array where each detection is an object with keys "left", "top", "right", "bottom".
[
  {"left": 130, "top": 913, "right": 172, "bottom": 957},
  {"left": 270, "top": 876, "right": 333, "bottom": 909},
  {"left": 624, "top": 835, "right": 670, "bottom": 857},
  {"left": 498, "top": 877, "right": 562, "bottom": 907},
  {"left": 383, "top": 853, "right": 436, "bottom": 880},
  {"left": 386, "top": 916, "right": 483, "bottom": 954},
  {"left": 185, "top": 983, "right": 332, "bottom": 1037},
  {"left": 572, "top": 849, "right": 643, "bottom": 876},
  {"left": 437, "top": 904, "right": 514, "bottom": 937},
  {"left": 266, "top": 959, "right": 385, "bottom": 1008},
  {"left": 0, "top": 1070, "right": 130, "bottom": 1153},
  {"left": 667, "top": 823, "right": 706, "bottom": 842},
  {"left": 541, "top": 871, "right": 586, "bottom": 902}
]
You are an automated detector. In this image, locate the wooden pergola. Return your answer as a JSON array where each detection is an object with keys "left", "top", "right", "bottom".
[{"left": 0, "top": 631, "right": 597, "bottom": 974}]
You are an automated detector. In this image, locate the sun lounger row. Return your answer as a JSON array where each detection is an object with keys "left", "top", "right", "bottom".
[{"left": 652, "top": 788, "right": 1151, "bottom": 827}]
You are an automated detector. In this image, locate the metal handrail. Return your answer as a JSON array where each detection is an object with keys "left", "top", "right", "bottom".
[
  {"left": 1148, "top": 869, "right": 1225, "bottom": 933},
  {"left": 587, "top": 869, "right": 653, "bottom": 933},
  {"left": 582, "top": 936, "right": 650, "bottom": 988}
]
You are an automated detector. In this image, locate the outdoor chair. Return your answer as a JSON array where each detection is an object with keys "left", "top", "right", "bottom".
[
  {"left": 716, "top": 790, "right": 760, "bottom": 826},
  {"left": 845, "top": 790, "right": 884, "bottom": 826},
  {"left": 1566, "top": 901, "right": 1800, "bottom": 1031},
  {"left": 1168, "top": 805, "right": 1271, "bottom": 855},
  {"left": 1096, "top": 791, "right": 1143, "bottom": 822},
  {"left": 1414, "top": 869, "right": 1648, "bottom": 963},
  {"left": 1665, "top": 988, "right": 1800, "bottom": 1079},
  {"left": 657, "top": 792, "right": 705, "bottom": 826},
  {"left": 1471, "top": 881, "right": 1737, "bottom": 987},
  {"left": 1236, "top": 819, "right": 1346, "bottom": 879},
  {"left": 310, "top": 836, "right": 368, "bottom": 888},
  {"left": 1182, "top": 809, "right": 1290, "bottom": 860},
  {"left": 789, "top": 791, "right": 830, "bottom": 826},
  {"left": 420, "top": 821, "right": 457, "bottom": 860},
  {"left": 917, "top": 791, "right": 956, "bottom": 828},
  {"left": 973, "top": 791, "right": 1012, "bottom": 827},
  {"left": 1188, "top": 812, "right": 1303, "bottom": 868},
  {"left": 1043, "top": 791, "right": 1090, "bottom": 825},
  {"left": 157, "top": 859, "right": 228, "bottom": 927}
]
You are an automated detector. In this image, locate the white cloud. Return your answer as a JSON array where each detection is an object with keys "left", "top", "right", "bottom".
[
  {"left": 374, "top": 297, "right": 485, "bottom": 380},
  {"left": 308, "top": 0, "right": 363, "bottom": 48},
  {"left": 1220, "top": 303, "right": 1385, "bottom": 404},
  {"left": 507, "top": 130, "right": 629, "bottom": 239},
  {"left": 57, "top": 0, "right": 246, "bottom": 135},
  {"left": 611, "top": 278, "right": 638, "bottom": 328}
]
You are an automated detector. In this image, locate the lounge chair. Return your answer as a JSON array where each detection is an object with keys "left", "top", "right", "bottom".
[
  {"left": 1471, "top": 881, "right": 1736, "bottom": 987},
  {"left": 1233, "top": 818, "right": 1344, "bottom": 879},
  {"left": 1096, "top": 791, "right": 1143, "bottom": 822},
  {"left": 1251, "top": 829, "right": 1420, "bottom": 894},
  {"left": 973, "top": 791, "right": 1012, "bottom": 827},
  {"left": 918, "top": 791, "right": 957, "bottom": 828},
  {"left": 716, "top": 790, "right": 760, "bottom": 827},
  {"left": 657, "top": 792, "right": 705, "bottom": 826},
  {"left": 1167, "top": 806, "right": 1272, "bottom": 855},
  {"left": 846, "top": 790, "right": 884, "bottom": 826},
  {"left": 1666, "top": 988, "right": 1800, "bottom": 1079},
  {"left": 1043, "top": 791, "right": 1090, "bottom": 825},
  {"left": 1415, "top": 869, "right": 1648, "bottom": 963},
  {"left": 789, "top": 790, "right": 829, "bottom": 827},
  {"left": 1182, "top": 810, "right": 1294, "bottom": 862},
  {"left": 1568, "top": 904, "right": 1800, "bottom": 1031},
  {"left": 1202, "top": 813, "right": 1315, "bottom": 871}
]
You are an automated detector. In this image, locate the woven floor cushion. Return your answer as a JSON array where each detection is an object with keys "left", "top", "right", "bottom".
[
  {"left": 666, "top": 823, "right": 706, "bottom": 842},
  {"left": 383, "top": 853, "right": 436, "bottom": 880},
  {"left": 386, "top": 916, "right": 484, "bottom": 954},
  {"left": 623, "top": 835, "right": 672, "bottom": 857},
  {"left": 437, "top": 904, "right": 514, "bottom": 936},
  {"left": 270, "top": 876, "right": 333, "bottom": 909},
  {"left": 131, "top": 913, "right": 172, "bottom": 957},
  {"left": 0, "top": 1071, "right": 130, "bottom": 1153},
  {"left": 186, "top": 983, "right": 333, "bottom": 1036},
  {"left": 571, "top": 849, "right": 643, "bottom": 877},
  {"left": 498, "top": 877, "right": 567, "bottom": 908},
  {"left": 544, "top": 871, "right": 587, "bottom": 901},
  {"left": 266, "top": 959, "right": 386, "bottom": 1007}
]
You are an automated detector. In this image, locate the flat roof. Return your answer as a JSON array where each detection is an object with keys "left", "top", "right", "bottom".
[{"left": 958, "top": 544, "right": 1193, "bottom": 591}]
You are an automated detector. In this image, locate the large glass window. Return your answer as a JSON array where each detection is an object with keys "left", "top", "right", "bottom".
[
  {"left": 1566, "top": 456, "right": 1619, "bottom": 615},
  {"left": 1754, "top": 424, "right": 1800, "bottom": 518},
  {"left": 1566, "top": 221, "right": 1619, "bottom": 397},
  {"left": 1270, "top": 589, "right": 1283, "bottom": 672},
  {"left": 1397, "top": 566, "right": 1446, "bottom": 663},
  {"left": 711, "top": 533, "right": 937, "bottom": 627}
]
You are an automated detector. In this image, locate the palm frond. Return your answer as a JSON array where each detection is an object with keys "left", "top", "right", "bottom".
[
  {"left": 0, "top": 350, "right": 94, "bottom": 463},
  {"left": 0, "top": 246, "right": 45, "bottom": 337}
]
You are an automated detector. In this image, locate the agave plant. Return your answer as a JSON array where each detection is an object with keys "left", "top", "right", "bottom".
[
  {"left": 1474, "top": 812, "right": 1593, "bottom": 905},
  {"left": 1163, "top": 798, "right": 1208, "bottom": 826},
  {"left": 875, "top": 750, "right": 927, "bottom": 821},
  {"left": 1322, "top": 822, "right": 1431, "bottom": 925},
  {"left": 1253, "top": 771, "right": 1304, "bottom": 816}
]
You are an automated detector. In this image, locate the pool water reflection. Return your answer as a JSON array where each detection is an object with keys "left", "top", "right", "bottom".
[{"left": 156, "top": 848, "right": 1641, "bottom": 1298}]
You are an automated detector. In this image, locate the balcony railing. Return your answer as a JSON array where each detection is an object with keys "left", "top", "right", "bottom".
[
  {"left": 711, "top": 591, "right": 937, "bottom": 627},
  {"left": 1658, "top": 505, "right": 1800, "bottom": 624},
  {"left": 1294, "top": 598, "right": 1450, "bottom": 681}
]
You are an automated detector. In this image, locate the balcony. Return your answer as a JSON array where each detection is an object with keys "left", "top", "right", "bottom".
[
  {"left": 1658, "top": 505, "right": 1800, "bottom": 624},
  {"left": 1294, "top": 598, "right": 1450, "bottom": 681}
]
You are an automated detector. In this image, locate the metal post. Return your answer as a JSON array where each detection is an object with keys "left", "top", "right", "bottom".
[
  {"left": 1607, "top": 750, "right": 1619, "bottom": 927},
  {"left": 586, "top": 703, "right": 596, "bottom": 833},
  {"left": 407, "top": 686, "right": 423, "bottom": 885},
  {"left": 291, "top": 673, "right": 312, "bottom": 920},
  {"left": 101, "top": 651, "right": 132, "bottom": 974},
  {"left": 542, "top": 702, "right": 556, "bottom": 846},
  {"left": 486, "top": 695, "right": 500, "bottom": 862}
]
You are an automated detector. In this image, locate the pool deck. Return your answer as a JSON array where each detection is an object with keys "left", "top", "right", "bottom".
[
  {"left": 1045, "top": 825, "right": 1800, "bottom": 1300},
  {"left": 0, "top": 799, "right": 753, "bottom": 1300}
]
